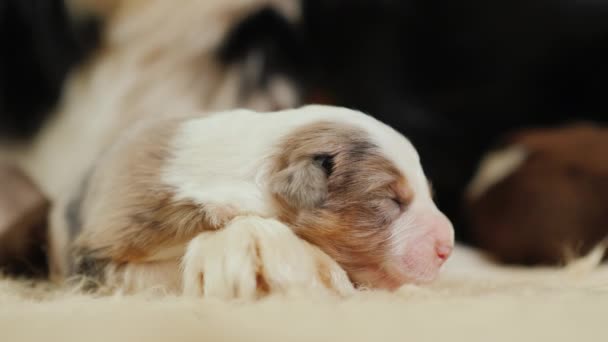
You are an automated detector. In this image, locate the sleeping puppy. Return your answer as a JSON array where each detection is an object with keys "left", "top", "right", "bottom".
[
  {"left": 466, "top": 123, "right": 608, "bottom": 265},
  {"left": 49, "top": 105, "right": 454, "bottom": 298}
]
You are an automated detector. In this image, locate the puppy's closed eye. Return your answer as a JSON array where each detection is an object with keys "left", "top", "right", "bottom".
[
  {"left": 390, "top": 197, "right": 405, "bottom": 210},
  {"left": 389, "top": 181, "right": 413, "bottom": 213}
]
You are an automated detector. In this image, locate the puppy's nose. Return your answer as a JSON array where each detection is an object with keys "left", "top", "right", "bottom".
[
  {"left": 435, "top": 243, "right": 453, "bottom": 262},
  {"left": 428, "top": 211, "right": 454, "bottom": 263}
]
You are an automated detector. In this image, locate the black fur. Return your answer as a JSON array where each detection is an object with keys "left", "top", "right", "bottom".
[
  {"left": 0, "top": 0, "right": 101, "bottom": 140},
  {"left": 70, "top": 248, "right": 108, "bottom": 291},
  {"left": 218, "top": 6, "right": 307, "bottom": 101}
]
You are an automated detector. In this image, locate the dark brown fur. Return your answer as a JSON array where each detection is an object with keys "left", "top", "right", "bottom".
[
  {"left": 466, "top": 123, "right": 608, "bottom": 265},
  {"left": 0, "top": 164, "right": 50, "bottom": 277}
]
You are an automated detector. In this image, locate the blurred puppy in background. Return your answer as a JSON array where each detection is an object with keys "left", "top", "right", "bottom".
[{"left": 466, "top": 124, "right": 608, "bottom": 265}]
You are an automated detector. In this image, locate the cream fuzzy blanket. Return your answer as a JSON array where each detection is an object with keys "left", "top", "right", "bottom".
[{"left": 2, "top": 246, "right": 606, "bottom": 342}]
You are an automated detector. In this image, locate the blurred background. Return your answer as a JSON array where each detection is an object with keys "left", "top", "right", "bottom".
[{"left": 1, "top": 0, "right": 607, "bottom": 269}]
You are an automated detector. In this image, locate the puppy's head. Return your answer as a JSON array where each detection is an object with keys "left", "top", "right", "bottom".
[{"left": 268, "top": 107, "right": 454, "bottom": 288}]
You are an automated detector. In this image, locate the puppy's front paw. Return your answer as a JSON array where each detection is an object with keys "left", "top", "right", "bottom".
[{"left": 181, "top": 216, "right": 354, "bottom": 299}]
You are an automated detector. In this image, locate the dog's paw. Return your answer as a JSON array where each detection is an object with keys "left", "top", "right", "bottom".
[{"left": 181, "top": 216, "right": 354, "bottom": 299}]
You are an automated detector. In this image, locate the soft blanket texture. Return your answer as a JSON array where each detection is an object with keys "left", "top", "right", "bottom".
[{"left": 2, "top": 246, "right": 606, "bottom": 342}]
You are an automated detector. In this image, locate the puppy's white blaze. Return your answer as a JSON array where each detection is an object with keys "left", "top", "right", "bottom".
[
  {"left": 383, "top": 196, "right": 455, "bottom": 286},
  {"left": 467, "top": 145, "right": 529, "bottom": 200},
  {"left": 388, "top": 208, "right": 427, "bottom": 256}
]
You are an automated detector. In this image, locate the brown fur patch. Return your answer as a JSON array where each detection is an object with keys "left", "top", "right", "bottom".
[
  {"left": 269, "top": 121, "right": 413, "bottom": 282},
  {"left": 0, "top": 164, "right": 49, "bottom": 277},
  {"left": 466, "top": 123, "right": 608, "bottom": 265}
]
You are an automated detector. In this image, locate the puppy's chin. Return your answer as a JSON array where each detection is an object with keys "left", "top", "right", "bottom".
[
  {"left": 351, "top": 265, "right": 440, "bottom": 291},
  {"left": 351, "top": 258, "right": 442, "bottom": 290}
]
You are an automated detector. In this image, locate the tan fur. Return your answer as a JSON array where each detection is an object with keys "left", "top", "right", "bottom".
[
  {"left": 269, "top": 121, "right": 412, "bottom": 286},
  {"left": 60, "top": 117, "right": 241, "bottom": 281}
]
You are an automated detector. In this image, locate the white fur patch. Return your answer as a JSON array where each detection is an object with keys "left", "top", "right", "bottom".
[
  {"left": 467, "top": 145, "right": 529, "bottom": 200},
  {"left": 161, "top": 110, "right": 278, "bottom": 216}
]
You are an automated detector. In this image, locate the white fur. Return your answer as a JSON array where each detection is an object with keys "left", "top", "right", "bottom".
[
  {"left": 467, "top": 145, "right": 529, "bottom": 200},
  {"left": 162, "top": 109, "right": 279, "bottom": 216}
]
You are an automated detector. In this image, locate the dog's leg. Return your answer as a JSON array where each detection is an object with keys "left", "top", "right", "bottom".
[
  {"left": 182, "top": 216, "right": 355, "bottom": 300},
  {"left": 68, "top": 216, "right": 354, "bottom": 297}
]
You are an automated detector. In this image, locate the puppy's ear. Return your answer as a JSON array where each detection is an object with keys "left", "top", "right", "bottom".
[{"left": 270, "top": 154, "right": 334, "bottom": 209}]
